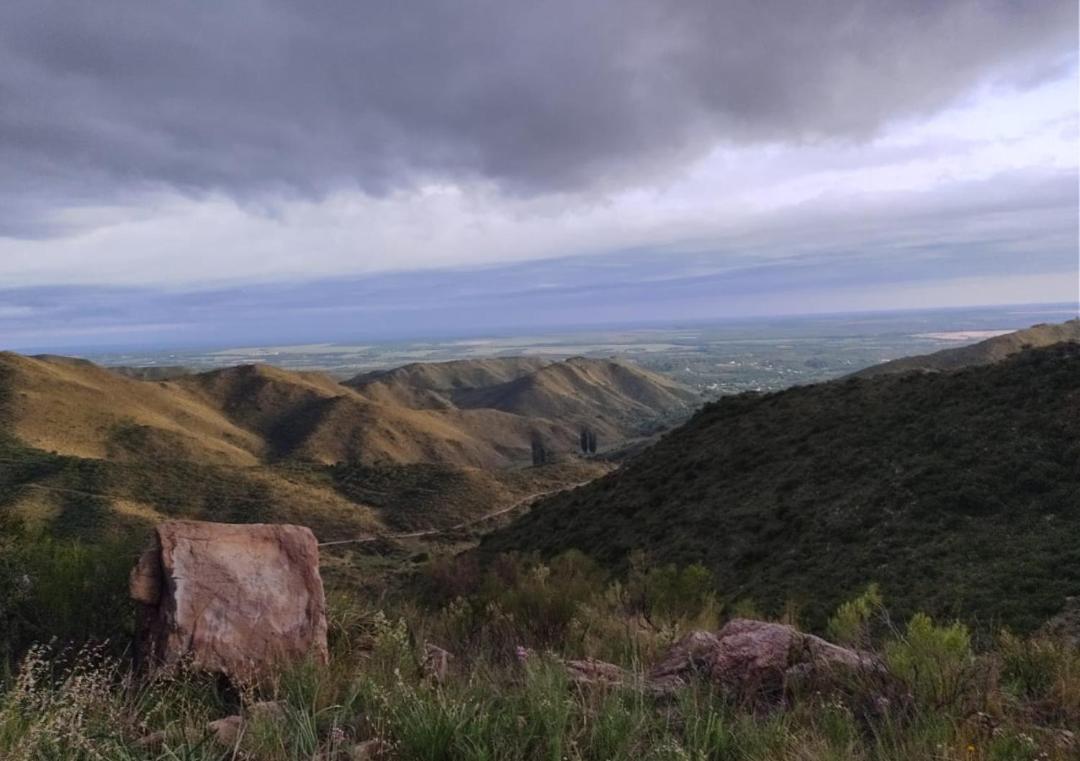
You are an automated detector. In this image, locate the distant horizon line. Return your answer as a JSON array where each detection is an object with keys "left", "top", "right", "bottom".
[{"left": 10, "top": 300, "right": 1077, "bottom": 358}]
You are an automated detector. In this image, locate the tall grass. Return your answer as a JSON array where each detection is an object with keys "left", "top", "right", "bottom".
[{"left": 0, "top": 549, "right": 1076, "bottom": 760}]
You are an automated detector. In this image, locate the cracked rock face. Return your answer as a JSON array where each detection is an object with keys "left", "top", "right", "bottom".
[{"left": 131, "top": 520, "right": 328, "bottom": 678}]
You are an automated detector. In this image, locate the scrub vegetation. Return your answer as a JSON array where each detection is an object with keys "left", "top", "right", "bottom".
[{"left": 0, "top": 542, "right": 1077, "bottom": 760}]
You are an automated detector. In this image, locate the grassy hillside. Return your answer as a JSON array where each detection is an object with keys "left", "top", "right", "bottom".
[
  {"left": 0, "top": 435, "right": 382, "bottom": 542},
  {"left": 349, "top": 355, "right": 699, "bottom": 442},
  {"left": 453, "top": 357, "right": 697, "bottom": 439},
  {"left": 346, "top": 356, "right": 551, "bottom": 408},
  {"left": 325, "top": 458, "right": 605, "bottom": 531},
  {"left": 484, "top": 343, "right": 1080, "bottom": 633},
  {"left": 5, "top": 544, "right": 1079, "bottom": 760},
  {"left": 853, "top": 319, "right": 1080, "bottom": 377},
  {"left": 0, "top": 351, "right": 262, "bottom": 466},
  {"left": 0, "top": 353, "right": 693, "bottom": 472},
  {"left": 0, "top": 352, "right": 636, "bottom": 541}
]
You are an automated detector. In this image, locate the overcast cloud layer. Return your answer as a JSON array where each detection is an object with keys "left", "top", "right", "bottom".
[
  {"left": 0, "top": 1, "right": 1077, "bottom": 347},
  {"left": 3, "top": 0, "right": 1076, "bottom": 225}
]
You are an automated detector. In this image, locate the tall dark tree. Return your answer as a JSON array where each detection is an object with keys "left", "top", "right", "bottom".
[{"left": 531, "top": 432, "right": 547, "bottom": 466}]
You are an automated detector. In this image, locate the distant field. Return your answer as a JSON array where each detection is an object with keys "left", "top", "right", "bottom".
[{"left": 76, "top": 303, "right": 1077, "bottom": 396}]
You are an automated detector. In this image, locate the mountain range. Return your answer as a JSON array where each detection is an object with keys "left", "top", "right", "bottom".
[{"left": 0, "top": 353, "right": 695, "bottom": 539}]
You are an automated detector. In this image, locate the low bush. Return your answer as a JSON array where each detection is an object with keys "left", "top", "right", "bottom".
[
  {"left": 0, "top": 525, "right": 134, "bottom": 663},
  {"left": 885, "top": 613, "right": 980, "bottom": 713}
]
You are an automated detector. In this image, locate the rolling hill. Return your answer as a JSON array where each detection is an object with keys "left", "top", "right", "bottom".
[
  {"left": 0, "top": 354, "right": 689, "bottom": 472},
  {"left": 345, "top": 357, "right": 550, "bottom": 409},
  {"left": 852, "top": 318, "right": 1080, "bottom": 378},
  {"left": 0, "top": 352, "right": 693, "bottom": 541},
  {"left": 483, "top": 341, "right": 1080, "bottom": 632},
  {"left": 348, "top": 356, "right": 698, "bottom": 442}
]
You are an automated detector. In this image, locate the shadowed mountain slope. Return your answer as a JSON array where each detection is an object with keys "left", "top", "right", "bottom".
[
  {"left": 349, "top": 356, "right": 698, "bottom": 441},
  {"left": 483, "top": 343, "right": 1080, "bottom": 632},
  {"left": 176, "top": 362, "right": 597, "bottom": 468},
  {"left": 108, "top": 365, "right": 192, "bottom": 381},
  {"left": 345, "top": 357, "right": 551, "bottom": 409},
  {"left": 852, "top": 319, "right": 1080, "bottom": 378}
]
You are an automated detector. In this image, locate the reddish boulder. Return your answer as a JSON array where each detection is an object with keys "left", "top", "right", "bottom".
[
  {"left": 649, "top": 619, "right": 883, "bottom": 699},
  {"left": 131, "top": 520, "right": 328, "bottom": 678},
  {"left": 648, "top": 630, "right": 723, "bottom": 692},
  {"left": 705, "top": 619, "right": 800, "bottom": 696}
]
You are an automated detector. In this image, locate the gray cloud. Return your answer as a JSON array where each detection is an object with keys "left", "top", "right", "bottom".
[
  {"left": 2, "top": 166, "right": 1074, "bottom": 351},
  {"left": 0, "top": 0, "right": 1075, "bottom": 235}
]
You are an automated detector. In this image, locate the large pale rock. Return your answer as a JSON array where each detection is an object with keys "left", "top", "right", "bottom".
[{"left": 130, "top": 520, "right": 328, "bottom": 678}]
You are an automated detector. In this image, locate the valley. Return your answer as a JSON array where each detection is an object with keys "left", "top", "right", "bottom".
[
  {"left": 68, "top": 303, "right": 1076, "bottom": 395},
  {"left": 3, "top": 5, "right": 1076, "bottom": 756},
  {"left": 1, "top": 317, "right": 1079, "bottom": 760}
]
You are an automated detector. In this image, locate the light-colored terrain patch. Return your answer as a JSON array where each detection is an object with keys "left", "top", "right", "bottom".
[{"left": 912, "top": 330, "right": 1013, "bottom": 341}]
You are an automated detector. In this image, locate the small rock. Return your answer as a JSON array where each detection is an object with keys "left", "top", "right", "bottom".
[
  {"left": 207, "top": 715, "right": 243, "bottom": 747},
  {"left": 1054, "top": 729, "right": 1076, "bottom": 751},
  {"left": 134, "top": 730, "right": 165, "bottom": 749},
  {"left": 563, "top": 658, "right": 629, "bottom": 687},
  {"left": 422, "top": 643, "right": 453, "bottom": 684},
  {"left": 349, "top": 738, "right": 387, "bottom": 760},
  {"left": 248, "top": 700, "right": 286, "bottom": 723}
]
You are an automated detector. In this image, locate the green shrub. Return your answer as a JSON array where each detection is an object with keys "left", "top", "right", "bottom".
[
  {"left": 626, "top": 555, "right": 718, "bottom": 622},
  {"left": 826, "top": 583, "right": 883, "bottom": 648},
  {"left": 0, "top": 530, "right": 134, "bottom": 662},
  {"left": 885, "top": 613, "right": 977, "bottom": 711},
  {"left": 998, "top": 630, "right": 1080, "bottom": 726},
  {"left": 428, "top": 551, "right": 607, "bottom": 655}
]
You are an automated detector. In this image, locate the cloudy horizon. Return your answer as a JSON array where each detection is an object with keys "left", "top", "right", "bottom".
[{"left": 1, "top": 0, "right": 1077, "bottom": 350}]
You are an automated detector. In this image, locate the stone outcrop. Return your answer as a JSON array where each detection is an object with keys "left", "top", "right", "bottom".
[
  {"left": 649, "top": 619, "right": 884, "bottom": 700},
  {"left": 563, "top": 657, "right": 630, "bottom": 687},
  {"left": 1039, "top": 597, "right": 1080, "bottom": 646},
  {"left": 648, "top": 629, "right": 724, "bottom": 692},
  {"left": 130, "top": 520, "right": 328, "bottom": 678}
]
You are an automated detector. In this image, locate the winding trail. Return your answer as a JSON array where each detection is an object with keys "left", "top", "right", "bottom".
[
  {"left": 317, "top": 478, "right": 592, "bottom": 547},
  {"left": 6, "top": 465, "right": 595, "bottom": 548}
]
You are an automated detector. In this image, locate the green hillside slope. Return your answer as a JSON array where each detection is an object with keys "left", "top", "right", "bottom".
[
  {"left": 483, "top": 343, "right": 1080, "bottom": 632},
  {"left": 852, "top": 318, "right": 1080, "bottom": 377}
]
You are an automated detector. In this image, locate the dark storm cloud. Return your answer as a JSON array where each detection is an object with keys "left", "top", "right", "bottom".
[{"left": 0, "top": 0, "right": 1075, "bottom": 234}]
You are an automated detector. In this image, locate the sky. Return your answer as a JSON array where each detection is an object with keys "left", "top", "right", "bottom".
[{"left": 0, "top": 0, "right": 1077, "bottom": 350}]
